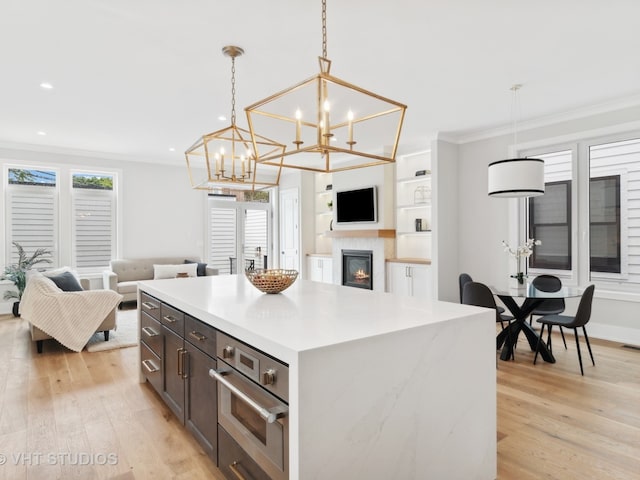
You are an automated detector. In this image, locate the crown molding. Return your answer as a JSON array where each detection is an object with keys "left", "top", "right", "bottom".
[
  {"left": 453, "top": 93, "right": 640, "bottom": 145},
  {"left": 0, "top": 141, "right": 181, "bottom": 166}
]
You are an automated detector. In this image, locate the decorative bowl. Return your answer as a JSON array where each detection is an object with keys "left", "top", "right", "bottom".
[{"left": 245, "top": 269, "right": 299, "bottom": 294}]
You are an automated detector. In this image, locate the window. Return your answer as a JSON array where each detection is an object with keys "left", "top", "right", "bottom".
[
  {"left": 5, "top": 168, "right": 58, "bottom": 265},
  {"left": 72, "top": 172, "right": 116, "bottom": 270},
  {"left": 529, "top": 180, "right": 571, "bottom": 270},
  {"left": 589, "top": 175, "right": 621, "bottom": 273},
  {"left": 3, "top": 164, "right": 119, "bottom": 273},
  {"left": 523, "top": 134, "right": 638, "bottom": 291}
]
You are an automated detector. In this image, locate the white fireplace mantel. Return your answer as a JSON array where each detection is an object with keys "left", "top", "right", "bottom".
[{"left": 331, "top": 234, "right": 395, "bottom": 292}]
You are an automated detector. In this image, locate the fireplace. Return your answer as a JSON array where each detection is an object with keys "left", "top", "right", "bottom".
[{"left": 342, "top": 250, "right": 373, "bottom": 290}]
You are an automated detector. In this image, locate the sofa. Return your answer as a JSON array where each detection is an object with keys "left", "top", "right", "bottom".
[
  {"left": 103, "top": 257, "right": 218, "bottom": 305},
  {"left": 21, "top": 271, "right": 122, "bottom": 353}
]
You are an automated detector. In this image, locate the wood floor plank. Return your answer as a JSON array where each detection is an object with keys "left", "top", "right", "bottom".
[{"left": 1, "top": 313, "right": 639, "bottom": 479}]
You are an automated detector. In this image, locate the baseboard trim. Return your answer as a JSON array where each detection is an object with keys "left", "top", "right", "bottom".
[{"left": 588, "top": 322, "right": 640, "bottom": 346}]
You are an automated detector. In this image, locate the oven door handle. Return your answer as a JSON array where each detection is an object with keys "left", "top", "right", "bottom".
[{"left": 209, "top": 368, "right": 287, "bottom": 424}]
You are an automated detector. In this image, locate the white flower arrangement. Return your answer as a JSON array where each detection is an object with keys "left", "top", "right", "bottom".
[{"left": 502, "top": 238, "right": 541, "bottom": 284}]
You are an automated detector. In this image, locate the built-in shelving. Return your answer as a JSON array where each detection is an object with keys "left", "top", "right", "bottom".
[
  {"left": 314, "top": 173, "right": 333, "bottom": 254},
  {"left": 395, "top": 150, "right": 432, "bottom": 260}
]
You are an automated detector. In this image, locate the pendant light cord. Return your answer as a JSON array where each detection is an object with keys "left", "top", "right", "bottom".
[
  {"left": 230, "top": 55, "right": 237, "bottom": 126},
  {"left": 322, "top": 0, "right": 327, "bottom": 58},
  {"left": 510, "top": 84, "right": 522, "bottom": 150}
]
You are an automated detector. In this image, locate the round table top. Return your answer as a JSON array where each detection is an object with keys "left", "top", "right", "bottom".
[{"left": 490, "top": 283, "right": 584, "bottom": 299}]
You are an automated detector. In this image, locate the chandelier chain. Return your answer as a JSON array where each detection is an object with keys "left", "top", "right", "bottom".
[
  {"left": 231, "top": 55, "right": 237, "bottom": 125},
  {"left": 322, "top": 0, "right": 327, "bottom": 58}
]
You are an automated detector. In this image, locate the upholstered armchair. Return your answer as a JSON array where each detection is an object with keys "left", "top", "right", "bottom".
[{"left": 21, "top": 272, "right": 122, "bottom": 353}]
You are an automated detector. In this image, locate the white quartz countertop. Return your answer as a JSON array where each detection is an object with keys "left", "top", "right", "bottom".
[{"left": 138, "top": 275, "right": 484, "bottom": 363}]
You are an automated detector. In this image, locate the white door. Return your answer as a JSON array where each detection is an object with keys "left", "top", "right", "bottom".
[
  {"left": 279, "top": 188, "right": 299, "bottom": 271},
  {"left": 207, "top": 197, "right": 271, "bottom": 274}
]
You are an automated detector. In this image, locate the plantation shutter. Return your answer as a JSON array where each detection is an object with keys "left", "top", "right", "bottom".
[
  {"left": 209, "top": 206, "right": 237, "bottom": 274},
  {"left": 72, "top": 189, "right": 115, "bottom": 270},
  {"left": 244, "top": 209, "right": 268, "bottom": 269},
  {"left": 6, "top": 186, "right": 58, "bottom": 266}
]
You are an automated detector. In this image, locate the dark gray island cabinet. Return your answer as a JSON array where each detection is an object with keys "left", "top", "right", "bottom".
[
  {"left": 139, "top": 291, "right": 218, "bottom": 464},
  {"left": 137, "top": 275, "right": 497, "bottom": 480}
]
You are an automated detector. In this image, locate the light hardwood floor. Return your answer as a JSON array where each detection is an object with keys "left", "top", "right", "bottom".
[{"left": 0, "top": 312, "right": 638, "bottom": 479}]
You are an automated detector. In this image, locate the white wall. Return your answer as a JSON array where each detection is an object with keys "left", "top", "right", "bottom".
[
  {"left": 432, "top": 138, "right": 459, "bottom": 302},
  {"left": 457, "top": 105, "right": 640, "bottom": 344}
]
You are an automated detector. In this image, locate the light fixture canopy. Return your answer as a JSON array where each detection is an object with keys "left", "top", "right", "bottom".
[
  {"left": 185, "top": 46, "right": 284, "bottom": 191},
  {"left": 488, "top": 85, "right": 545, "bottom": 198},
  {"left": 245, "top": 0, "right": 407, "bottom": 173}
]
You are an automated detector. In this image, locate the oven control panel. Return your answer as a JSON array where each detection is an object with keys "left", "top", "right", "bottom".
[{"left": 216, "top": 331, "right": 289, "bottom": 403}]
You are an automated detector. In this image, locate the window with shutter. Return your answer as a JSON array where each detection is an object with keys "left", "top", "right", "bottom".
[
  {"left": 6, "top": 168, "right": 58, "bottom": 266},
  {"left": 72, "top": 172, "right": 116, "bottom": 271}
]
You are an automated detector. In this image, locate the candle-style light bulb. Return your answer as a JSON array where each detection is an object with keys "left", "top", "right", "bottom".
[
  {"left": 220, "top": 147, "right": 225, "bottom": 172},
  {"left": 214, "top": 153, "right": 220, "bottom": 175},
  {"left": 241, "top": 155, "right": 246, "bottom": 176},
  {"left": 295, "top": 109, "right": 302, "bottom": 144},
  {"left": 323, "top": 100, "right": 330, "bottom": 138},
  {"left": 347, "top": 110, "right": 354, "bottom": 144}
]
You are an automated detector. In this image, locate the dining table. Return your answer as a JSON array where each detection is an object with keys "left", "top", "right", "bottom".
[{"left": 491, "top": 283, "right": 583, "bottom": 362}]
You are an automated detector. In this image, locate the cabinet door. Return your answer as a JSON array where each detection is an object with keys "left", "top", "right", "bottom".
[
  {"left": 307, "top": 257, "right": 323, "bottom": 282},
  {"left": 409, "top": 265, "right": 432, "bottom": 300},
  {"left": 185, "top": 342, "right": 218, "bottom": 464},
  {"left": 321, "top": 258, "right": 333, "bottom": 284},
  {"left": 162, "top": 326, "right": 185, "bottom": 423},
  {"left": 386, "top": 263, "right": 410, "bottom": 296}
]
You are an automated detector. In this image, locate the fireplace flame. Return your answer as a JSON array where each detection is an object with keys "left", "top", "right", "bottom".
[{"left": 353, "top": 269, "right": 370, "bottom": 280}]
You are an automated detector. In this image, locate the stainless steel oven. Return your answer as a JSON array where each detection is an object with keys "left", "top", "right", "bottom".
[{"left": 210, "top": 332, "right": 289, "bottom": 480}]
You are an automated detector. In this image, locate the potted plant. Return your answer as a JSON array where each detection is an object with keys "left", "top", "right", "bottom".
[{"left": 2, "top": 241, "right": 52, "bottom": 316}]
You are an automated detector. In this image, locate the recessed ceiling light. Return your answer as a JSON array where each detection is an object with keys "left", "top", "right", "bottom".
[
  {"left": 218, "top": 115, "right": 227, "bottom": 121},
  {"left": 40, "top": 82, "right": 53, "bottom": 90},
  {"left": 169, "top": 147, "right": 176, "bottom": 152},
  {"left": 37, "top": 131, "right": 47, "bottom": 136}
]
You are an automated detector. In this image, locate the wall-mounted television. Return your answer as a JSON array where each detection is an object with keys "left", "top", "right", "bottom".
[{"left": 336, "top": 186, "right": 378, "bottom": 224}]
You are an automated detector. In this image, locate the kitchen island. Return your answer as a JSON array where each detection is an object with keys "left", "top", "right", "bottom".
[{"left": 138, "top": 274, "right": 496, "bottom": 480}]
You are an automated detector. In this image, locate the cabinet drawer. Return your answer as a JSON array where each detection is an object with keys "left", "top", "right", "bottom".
[
  {"left": 140, "top": 292, "right": 161, "bottom": 320},
  {"left": 141, "top": 342, "right": 162, "bottom": 395},
  {"left": 160, "top": 303, "right": 184, "bottom": 336},
  {"left": 185, "top": 315, "right": 216, "bottom": 358},
  {"left": 218, "top": 425, "right": 270, "bottom": 480},
  {"left": 140, "top": 311, "right": 162, "bottom": 357}
]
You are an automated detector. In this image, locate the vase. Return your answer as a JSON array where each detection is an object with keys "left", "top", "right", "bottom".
[
  {"left": 12, "top": 301, "right": 20, "bottom": 317},
  {"left": 509, "top": 275, "right": 526, "bottom": 294}
]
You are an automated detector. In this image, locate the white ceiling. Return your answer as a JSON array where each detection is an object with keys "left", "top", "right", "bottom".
[{"left": 2, "top": 0, "right": 640, "bottom": 165}]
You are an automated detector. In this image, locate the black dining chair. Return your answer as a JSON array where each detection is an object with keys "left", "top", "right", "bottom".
[
  {"left": 534, "top": 285, "right": 596, "bottom": 375},
  {"left": 529, "top": 275, "right": 567, "bottom": 349},
  {"left": 459, "top": 273, "right": 505, "bottom": 314},
  {"left": 462, "top": 281, "right": 515, "bottom": 360}
]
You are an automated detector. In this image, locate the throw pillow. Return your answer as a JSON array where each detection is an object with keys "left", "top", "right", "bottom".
[
  {"left": 153, "top": 263, "right": 197, "bottom": 280},
  {"left": 47, "top": 271, "right": 84, "bottom": 292},
  {"left": 184, "top": 260, "right": 207, "bottom": 277}
]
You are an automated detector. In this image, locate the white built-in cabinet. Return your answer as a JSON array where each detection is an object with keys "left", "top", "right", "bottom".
[
  {"left": 386, "top": 261, "right": 432, "bottom": 299},
  {"left": 307, "top": 255, "right": 333, "bottom": 284},
  {"left": 386, "top": 150, "right": 433, "bottom": 299}
]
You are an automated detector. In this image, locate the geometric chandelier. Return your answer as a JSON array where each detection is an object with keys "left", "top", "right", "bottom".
[
  {"left": 245, "top": 0, "right": 407, "bottom": 173},
  {"left": 185, "top": 46, "right": 285, "bottom": 191}
]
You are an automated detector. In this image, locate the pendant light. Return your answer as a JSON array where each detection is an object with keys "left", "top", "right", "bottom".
[
  {"left": 185, "top": 46, "right": 285, "bottom": 191},
  {"left": 488, "top": 85, "right": 545, "bottom": 197},
  {"left": 245, "top": 0, "right": 407, "bottom": 173}
]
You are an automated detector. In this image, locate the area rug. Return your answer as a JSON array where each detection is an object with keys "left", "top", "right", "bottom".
[{"left": 85, "top": 308, "right": 137, "bottom": 352}]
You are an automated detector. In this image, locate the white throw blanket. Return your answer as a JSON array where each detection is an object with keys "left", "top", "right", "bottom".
[{"left": 21, "top": 275, "right": 123, "bottom": 352}]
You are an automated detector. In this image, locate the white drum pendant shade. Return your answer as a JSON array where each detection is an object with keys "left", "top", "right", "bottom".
[{"left": 488, "top": 158, "right": 545, "bottom": 197}]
